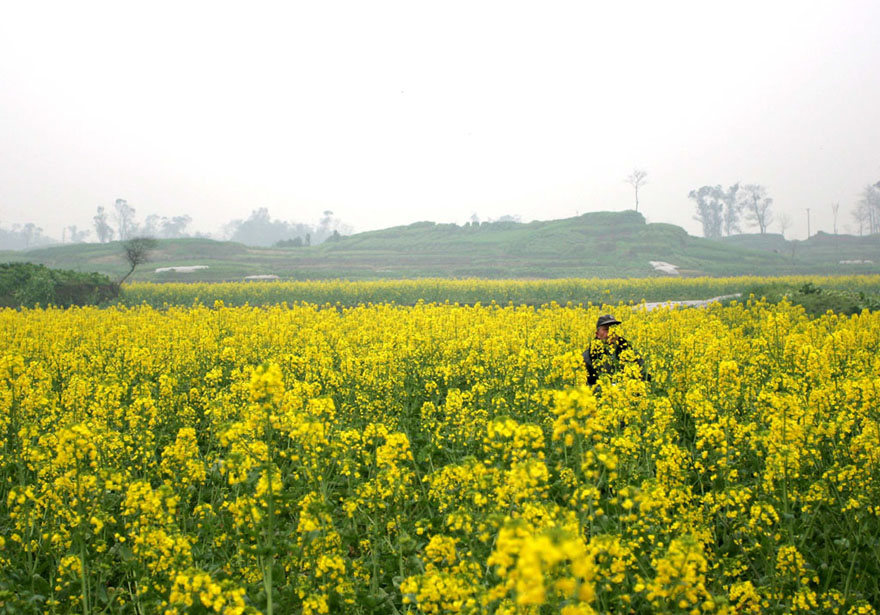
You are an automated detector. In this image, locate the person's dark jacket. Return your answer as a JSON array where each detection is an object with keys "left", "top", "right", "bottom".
[{"left": 582, "top": 335, "right": 649, "bottom": 385}]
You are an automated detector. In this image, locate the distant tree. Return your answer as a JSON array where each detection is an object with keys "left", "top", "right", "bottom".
[
  {"left": 741, "top": 184, "right": 773, "bottom": 234},
  {"left": 312, "top": 211, "right": 351, "bottom": 243},
  {"left": 856, "top": 183, "right": 880, "bottom": 234},
  {"left": 852, "top": 201, "right": 870, "bottom": 236},
  {"left": 275, "top": 236, "right": 304, "bottom": 248},
  {"left": 140, "top": 214, "right": 161, "bottom": 237},
  {"left": 93, "top": 206, "right": 114, "bottom": 243},
  {"left": 625, "top": 169, "right": 648, "bottom": 212},
  {"left": 721, "top": 183, "right": 742, "bottom": 236},
  {"left": 689, "top": 185, "right": 724, "bottom": 238},
  {"left": 21, "top": 223, "right": 42, "bottom": 249},
  {"left": 119, "top": 236, "right": 158, "bottom": 284},
  {"left": 777, "top": 211, "right": 792, "bottom": 238},
  {"left": 114, "top": 198, "right": 137, "bottom": 240},
  {"left": 0, "top": 224, "right": 54, "bottom": 250},
  {"left": 229, "top": 208, "right": 294, "bottom": 246},
  {"left": 319, "top": 210, "right": 334, "bottom": 232},
  {"left": 141, "top": 214, "right": 191, "bottom": 238},
  {"left": 225, "top": 209, "right": 348, "bottom": 246},
  {"left": 161, "top": 215, "right": 191, "bottom": 238},
  {"left": 66, "top": 225, "right": 91, "bottom": 243}
]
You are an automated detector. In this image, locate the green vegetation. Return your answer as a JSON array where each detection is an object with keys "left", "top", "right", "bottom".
[
  {"left": 0, "top": 263, "right": 118, "bottom": 308},
  {"left": 4, "top": 212, "right": 880, "bottom": 282},
  {"left": 737, "top": 280, "right": 880, "bottom": 316}
]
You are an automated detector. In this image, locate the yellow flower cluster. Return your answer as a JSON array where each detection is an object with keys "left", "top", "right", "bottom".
[{"left": 166, "top": 568, "right": 250, "bottom": 615}]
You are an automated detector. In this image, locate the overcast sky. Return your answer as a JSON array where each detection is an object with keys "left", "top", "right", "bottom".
[{"left": 1, "top": 1, "right": 878, "bottom": 242}]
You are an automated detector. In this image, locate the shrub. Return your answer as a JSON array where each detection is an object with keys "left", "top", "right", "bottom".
[
  {"left": 0, "top": 263, "right": 118, "bottom": 308},
  {"left": 742, "top": 280, "right": 880, "bottom": 316}
]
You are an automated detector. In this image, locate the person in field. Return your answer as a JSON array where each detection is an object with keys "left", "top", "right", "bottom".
[{"left": 582, "top": 314, "right": 649, "bottom": 386}]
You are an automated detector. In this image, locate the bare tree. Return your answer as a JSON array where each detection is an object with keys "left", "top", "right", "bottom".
[
  {"left": 721, "top": 183, "right": 742, "bottom": 236},
  {"left": 93, "top": 206, "right": 114, "bottom": 243},
  {"left": 21, "top": 223, "right": 42, "bottom": 249},
  {"left": 852, "top": 201, "right": 870, "bottom": 236},
  {"left": 119, "top": 237, "right": 158, "bottom": 284},
  {"left": 777, "top": 211, "right": 792, "bottom": 238},
  {"left": 141, "top": 214, "right": 162, "bottom": 237},
  {"left": 741, "top": 184, "right": 773, "bottom": 234},
  {"left": 114, "top": 198, "right": 137, "bottom": 241},
  {"left": 856, "top": 184, "right": 880, "bottom": 234},
  {"left": 689, "top": 185, "right": 724, "bottom": 238},
  {"left": 625, "top": 169, "right": 648, "bottom": 212}
]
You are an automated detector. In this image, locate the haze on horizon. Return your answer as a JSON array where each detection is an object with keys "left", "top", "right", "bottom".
[{"left": 1, "top": 1, "right": 878, "bottom": 244}]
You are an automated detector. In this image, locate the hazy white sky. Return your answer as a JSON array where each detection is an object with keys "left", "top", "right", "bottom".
[{"left": 1, "top": 1, "right": 878, "bottom": 241}]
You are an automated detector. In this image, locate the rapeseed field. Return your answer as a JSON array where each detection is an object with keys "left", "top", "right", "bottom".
[
  {"left": 1, "top": 292, "right": 878, "bottom": 614},
  {"left": 119, "top": 274, "right": 880, "bottom": 307}
]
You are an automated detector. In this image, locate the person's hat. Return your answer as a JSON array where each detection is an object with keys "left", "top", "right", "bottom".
[{"left": 596, "top": 314, "right": 621, "bottom": 328}]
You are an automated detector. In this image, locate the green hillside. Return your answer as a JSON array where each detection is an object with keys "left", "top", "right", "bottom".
[{"left": 2, "top": 211, "right": 878, "bottom": 282}]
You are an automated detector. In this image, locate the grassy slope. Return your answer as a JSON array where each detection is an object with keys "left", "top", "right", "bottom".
[{"left": 2, "top": 211, "right": 878, "bottom": 282}]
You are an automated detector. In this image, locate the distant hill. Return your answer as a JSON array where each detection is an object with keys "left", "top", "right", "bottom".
[{"left": 1, "top": 211, "right": 878, "bottom": 282}]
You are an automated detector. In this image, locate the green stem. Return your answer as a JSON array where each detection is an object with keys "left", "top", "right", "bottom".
[
  {"left": 264, "top": 409, "right": 276, "bottom": 615},
  {"left": 843, "top": 549, "right": 858, "bottom": 602},
  {"left": 263, "top": 555, "right": 273, "bottom": 615},
  {"left": 79, "top": 537, "right": 90, "bottom": 615},
  {"left": 74, "top": 467, "right": 91, "bottom": 615}
]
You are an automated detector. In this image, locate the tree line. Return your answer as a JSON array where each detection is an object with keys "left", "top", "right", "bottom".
[
  {"left": 221, "top": 207, "right": 352, "bottom": 247},
  {"left": 0, "top": 222, "right": 51, "bottom": 250},
  {"left": 92, "top": 200, "right": 351, "bottom": 248},
  {"left": 0, "top": 198, "right": 355, "bottom": 251},
  {"left": 91, "top": 199, "right": 194, "bottom": 243},
  {"left": 690, "top": 183, "right": 775, "bottom": 238},
  {"left": 689, "top": 179, "right": 880, "bottom": 238}
]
